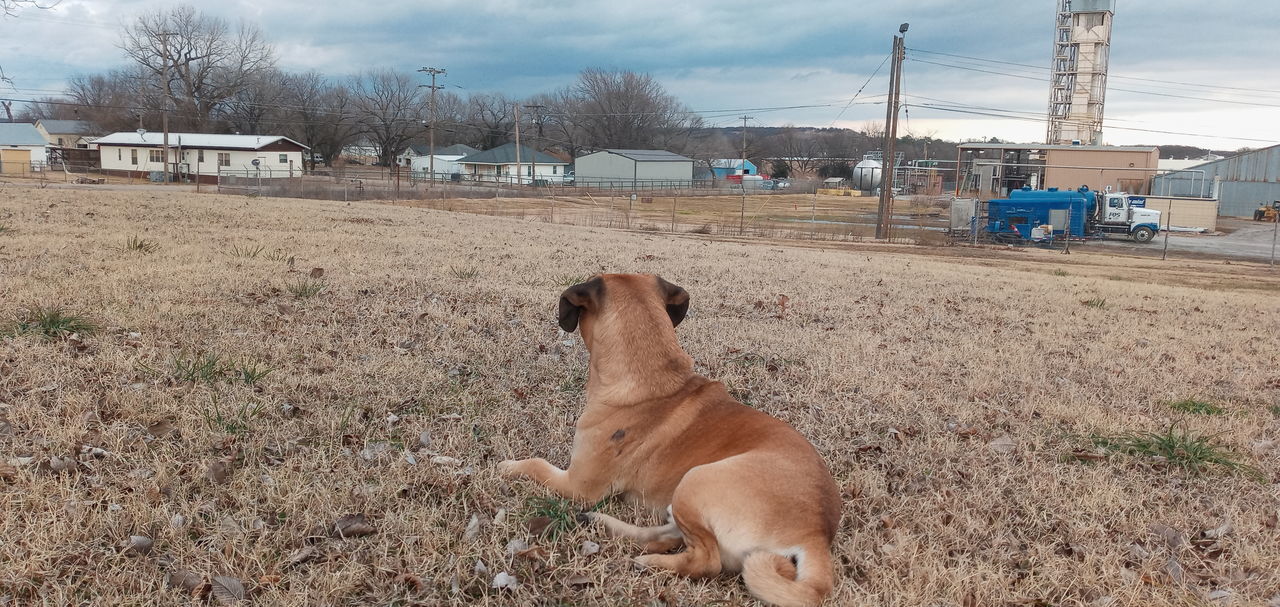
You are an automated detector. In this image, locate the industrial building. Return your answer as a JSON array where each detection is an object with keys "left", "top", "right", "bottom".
[
  {"left": 1047, "top": 0, "right": 1114, "bottom": 145},
  {"left": 955, "top": 142, "right": 1158, "bottom": 198},
  {"left": 573, "top": 149, "right": 694, "bottom": 187},
  {"left": 1152, "top": 144, "right": 1280, "bottom": 217}
]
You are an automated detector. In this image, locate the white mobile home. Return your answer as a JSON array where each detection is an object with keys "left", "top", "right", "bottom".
[{"left": 95, "top": 132, "right": 308, "bottom": 183}]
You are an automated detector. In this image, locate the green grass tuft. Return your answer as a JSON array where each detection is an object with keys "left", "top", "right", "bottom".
[
  {"left": 1090, "top": 426, "right": 1262, "bottom": 480},
  {"left": 201, "top": 393, "right": 265, "bottom": 435},
  {"left": 1081, "top": 297, "right": 1107, "bottom": 309},
  {"left": 229, "top": 244, "right": 266, "bottom": 259},
  {"left": 523, "top": 496, "right": 606, "bottom": 541},
  {"left": 286, "top": 278, "right": 326, "bottom": 299},
  {"left": 1269, "top": 404, "right": 1280, "bottom": 417},
  {"left": 553, "top": 273, "right": 590, "bottom": 287},
  {"left": 1052, "top": 269, "right": 1069, "bottom": 277},
  {"left": 123, "top": 235, "right": 160, "bottom": 254},
  {"left": 0, "top": 223, "right": 14, "bottom": 235},
  {"left": 262, "top": 249, "right": 290, "bottom": 262},
  {"left": 448, "top": 265, "right": 479, "bottom": 280},
  {"left": 170, "top": 351, "right": 231, "bottom": 384},
  {"left": 1169, "top": 398, "right": 1225, "bottom": 415},
  {"left": 7, "top": 306, "right": 98, "bottom": 339}
]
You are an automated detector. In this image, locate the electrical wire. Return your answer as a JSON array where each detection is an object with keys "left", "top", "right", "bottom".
[
  {"left": 908, "top": 47, "right": 1280, "bottom": 96},
  {"left": 829, "top": 53, "right": 892, "bottom": 126}
]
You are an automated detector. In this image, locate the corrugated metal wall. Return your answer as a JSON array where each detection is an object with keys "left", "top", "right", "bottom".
[{"left": 1153, "top": 144, "right": 1280, "bottom": 217}]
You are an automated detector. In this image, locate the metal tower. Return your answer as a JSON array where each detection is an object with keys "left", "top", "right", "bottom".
[{"left": 1046, "top": 0, "right": 1114, "bottom": 145}]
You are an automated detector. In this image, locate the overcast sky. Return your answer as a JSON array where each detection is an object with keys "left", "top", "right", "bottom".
[{"left": 3, "top": 0, "right": 1278, "bottom": 151}]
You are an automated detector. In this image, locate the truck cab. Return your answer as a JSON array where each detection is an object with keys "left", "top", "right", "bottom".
[{"left": 1099, "top": 193, "right": 1161, "bottom": 243}]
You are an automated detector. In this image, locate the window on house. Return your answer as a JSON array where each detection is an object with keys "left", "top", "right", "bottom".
[
  {"left": 552, "top": 166, "right": 558, "bottom": 175},
  {"left": 217, "top": 153, "right": 231, "bottom": 167},
  {"left": 149, "top": 149, "right": 164, "bottom": 163},
  {"left": 526, "top": 165, "right": 532, "bottom": 176},
  {"left": 198, "top": 150, "right": 204, "bottom": 163},
  {"left": 279, "top": 154, "right": 288, "bottom": 164},
  {"left": 117, "top": 149, "right": 122, "bottom": 161},
  {"left": 56, "top": 137, "right": 64, "bottom": 146},
  {"left": 131, "top": 149, "right": 137, "bottom": 165}
]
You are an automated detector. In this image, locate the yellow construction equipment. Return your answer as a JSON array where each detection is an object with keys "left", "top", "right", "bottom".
[{"left": 1255, "top": 203, "right": 1280, "bottom": 222}]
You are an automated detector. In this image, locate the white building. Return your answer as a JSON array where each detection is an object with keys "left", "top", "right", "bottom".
[
  {"left": 398, "top": 143, "right": 478, "bottom": 176},
  {"left": 456, "top": 143, "right": 568, "bottom": 184},
  {"left": 94, "top": 132, "right": 309, "bottom": 183},
  {"left": 0, "top": 123, "right": 50, "bottom": 173}
]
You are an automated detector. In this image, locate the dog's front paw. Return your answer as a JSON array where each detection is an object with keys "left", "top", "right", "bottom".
[{"left": 496, "top": 459, "right": 525, "bottom": 478}]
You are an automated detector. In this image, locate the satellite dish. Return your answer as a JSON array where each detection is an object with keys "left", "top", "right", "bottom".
[
  {"left": 251, "top": 159, "right": 261, "bottom": 167},
  {"left": 136, "top": 128, "right": 147, "bottom": 138}
]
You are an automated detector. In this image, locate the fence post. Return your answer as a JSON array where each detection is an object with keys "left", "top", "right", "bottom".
[
  {"left": 671, "top": 196, "right": 676, "bottom": 232},
  {"left": 1162, "top": 209, "right": 1172, "bottom": 261}
]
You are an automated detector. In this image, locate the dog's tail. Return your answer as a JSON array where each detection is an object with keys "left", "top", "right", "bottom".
[{"left": 742, "top": 545, "right": 833, "bottom": 607}]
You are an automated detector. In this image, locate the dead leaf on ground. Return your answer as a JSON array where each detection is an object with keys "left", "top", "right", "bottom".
[
  {"left": 210, "top": 575, "right": 246, "bottom": 604},
  {"left": 282, "top": 545, "right": 318, "bottom": 569},
  {"left": 395, "top": 572, "right": 426, "bottom": 592},
  {"left": 1151, "top": 523, "right": 1186, "bottom": 549},
  {"left": 147, "top": 419, "right": 177, "bottom": 438},
  {"left": 206, "top": 460, "right": 231, "bottom": 484},
  {"left": 579, "top": 540, "right": 600, "bottom": 556},
  {"left": 490, "top": 571, "right": 520, "bottom": 590},
  {"left": 122, "top": 535, "right": 153, "bottom": 556},
  {"left": 333, "top": 513, "right": 376, "bottom": 538},
  {"left": 563, "top": 573, "right": 591, "bottom": 588},
  {"left": 988, "top": 435, "right": 1016, "bottom": 454},
  {"left": 309, "top": 267, "right": 324, "bottom": 278},
  {"left": 165, "top": 570, "right": 203, "bottom": 593},
  {"left": 1202, "top": 520, "right": 1234, "bottom": 540},
  {"left": 526, "top": 516, "right": 552, "bottom": 537}
]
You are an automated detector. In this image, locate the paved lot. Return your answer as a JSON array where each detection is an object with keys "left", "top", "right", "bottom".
[{"left": 1087, "top": 218, "right": 1280, "bottom": 262}]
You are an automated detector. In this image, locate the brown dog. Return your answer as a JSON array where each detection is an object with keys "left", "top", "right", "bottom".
[{"left": 499, "top": 274, "right": 841, "bottom": 607}]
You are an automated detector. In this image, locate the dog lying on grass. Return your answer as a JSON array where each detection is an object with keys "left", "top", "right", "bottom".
[{"left": 500, "top": 273, "right": 841, "bottom": 607}]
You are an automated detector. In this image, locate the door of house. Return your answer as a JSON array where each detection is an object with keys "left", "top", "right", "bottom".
[{"left": 0, "top": 148, "right": 32, "bottom": 174}]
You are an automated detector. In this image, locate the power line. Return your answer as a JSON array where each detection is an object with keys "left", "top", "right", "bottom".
[
  {"left": 907, "top": 57, "right": 1280, "bottom": 109},
  {"left": 905, "top": 102, "right": 1279, "bottom": 144},
  {"left": 908, "top": 47, "right": 1280, "bottom": 96},
  {"left": 830, "top": 52, "right": 892, "bottom": 126}
]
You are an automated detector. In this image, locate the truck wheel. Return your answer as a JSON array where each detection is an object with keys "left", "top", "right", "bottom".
[{"left": 1132, "top": 226, "right": 1155, "bottom": 243}]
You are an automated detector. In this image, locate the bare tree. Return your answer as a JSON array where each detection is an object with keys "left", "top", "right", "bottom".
[
  {"left": 461, "top": 93, "right": 514, "bottom": 150},
  {"left": 220, "top": 68, "right": 289, "bottom": 134},
  {"left": 568, "top": 68, "right": 702, "bottom": 151},
  {"left": 119, "top": 4, "right": 275, "bottom": 130},
  {"left": 350, "top": 70, "right": 423, "bottom": 166}
]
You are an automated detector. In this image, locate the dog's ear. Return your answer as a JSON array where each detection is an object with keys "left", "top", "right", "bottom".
[
  {"left": 656, "top": 277, "right": 689, "bottom": 328},
  {"left": 558, "top": 276, "right": 604, "bottom": 333}
]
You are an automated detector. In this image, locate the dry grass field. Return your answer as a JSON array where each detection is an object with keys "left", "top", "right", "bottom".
[{"left": 1, "top": 185, "right": 1279, "bottom": 606}]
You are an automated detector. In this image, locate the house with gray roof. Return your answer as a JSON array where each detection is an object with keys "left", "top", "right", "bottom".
[
  {"left": 396, "top": 143, "right": 479, "bottom": 176},
  {"left": 456, "top": 142, "right": 568, "bottom": 185},
  {"left": 0, "top": 123, "right": 50, "bottom": 174},
  {"left": 35, "top": 119, "right": 97, "bottom": 149},
  {"left": 573, "top": 149, "right": 695, "bottom": 187}
]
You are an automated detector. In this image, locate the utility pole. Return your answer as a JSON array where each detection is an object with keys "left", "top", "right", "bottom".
[
  {"left": 739, "top": 115, "right": 752, "bottom": 176},
  {"left": 876, "top": 23, "right": 908, "bottom": 240},
  {"left": 158, "top": 31, "right": 177, "bottom": 184},
  {"left": 417, "top": 67, "right": 445, "bottom": 183},
  {"left": 513, "top": 104, "right": 522, "bottom": 187},
  {"left": 523, "top": 104, "right": 546, "bottom": 188}
]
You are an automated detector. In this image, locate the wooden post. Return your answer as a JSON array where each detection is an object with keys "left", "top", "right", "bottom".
[
  {"left": 1162, "top": 209, "right": 1172, "bottom": 261},
  {"left": 671, "top": 196, "right": 676, "bottom": 232}
]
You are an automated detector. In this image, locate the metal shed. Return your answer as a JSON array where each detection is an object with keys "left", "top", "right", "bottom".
[
  {"left": 573, "top": 149, "right": 694, "bottom": 187},
  {"left": 1152, "top": 143, "right": 1280, "bottom": 217}
]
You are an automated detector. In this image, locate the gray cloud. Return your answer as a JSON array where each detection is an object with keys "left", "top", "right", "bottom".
[{"left": 2, "top": 0, "right": 1276, "bottom": 148}]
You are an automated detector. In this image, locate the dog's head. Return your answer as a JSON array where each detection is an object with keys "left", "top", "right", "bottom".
[{"left": 557, "top": 274, "right": 689, "bottom": 341}]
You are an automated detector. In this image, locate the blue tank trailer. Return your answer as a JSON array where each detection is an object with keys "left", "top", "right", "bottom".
[{"left": 984, "top": 186, "right": 1162, "bottom": 244}]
